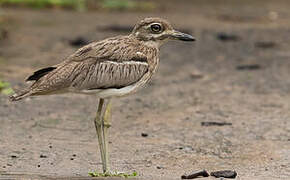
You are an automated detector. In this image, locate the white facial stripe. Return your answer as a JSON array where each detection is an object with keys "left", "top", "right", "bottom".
[{"left": 150, "top": 23, "right": 162, "bottom": 26}]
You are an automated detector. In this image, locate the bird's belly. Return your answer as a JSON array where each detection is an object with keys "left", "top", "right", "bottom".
[{"left": 76, "top": 82, "right": 142, "bottom": 98}]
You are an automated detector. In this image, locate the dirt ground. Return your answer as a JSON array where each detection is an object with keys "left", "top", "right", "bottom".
[{"left": 0, "top": 0, "right": 290, "bottom": 179}]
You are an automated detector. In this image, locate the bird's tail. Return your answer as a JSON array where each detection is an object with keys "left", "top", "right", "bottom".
[{"left": 9, "top": 89, "right": 32, "bottom": 101}]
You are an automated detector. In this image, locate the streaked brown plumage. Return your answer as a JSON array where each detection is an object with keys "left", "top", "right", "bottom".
[
  {"left": 11, "top": 36, "right": 157, "bottom": 100},
  {"left": 10, "top": 17, "right": 195, "bottom": 174}
]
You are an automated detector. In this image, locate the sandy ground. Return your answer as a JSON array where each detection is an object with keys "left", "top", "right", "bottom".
[{"left": 0, "top": 0, "right": 290, "bottom": 179}]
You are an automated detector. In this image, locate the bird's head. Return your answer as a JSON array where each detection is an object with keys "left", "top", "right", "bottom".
[{"left": 131, "top": 17, "right": 195, "bottom": 48}]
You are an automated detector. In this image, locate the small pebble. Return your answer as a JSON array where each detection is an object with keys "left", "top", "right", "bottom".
[
  {"left": 40, "top": 154, "right": 47, "bottom": 158},
  {"left": 210, "top": 170, "right": 237, "bottom": 178},
  {"left": 201, "top": 122, "right": 232, "bottom": 126},
  {"left": 141, "top": 133, "right": 148, "bottom": 137},
  {"left": 10, "top": 155, "right": 17, "bottom": 158},
  {"left": 181, "top": 170, "right": 209, "bottom": 179}
]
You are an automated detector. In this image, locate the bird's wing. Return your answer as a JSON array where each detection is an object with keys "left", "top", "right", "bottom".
[
  {"left": 30, "top": 58, "right": 148, "bottom": 94},
  {"left": 67, "top": 58, "right": 149, "bottom": 90},
  {"left": 28, "top": 37, "right": 149, "bottom": 95}
]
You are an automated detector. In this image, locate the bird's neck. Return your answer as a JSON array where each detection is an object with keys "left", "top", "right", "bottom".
[
  {"left": 129, "top": 34, "right": 162, "bottom": 49},
  {"left": 142, "top": 40, "right": 162, "bottom": 49}
]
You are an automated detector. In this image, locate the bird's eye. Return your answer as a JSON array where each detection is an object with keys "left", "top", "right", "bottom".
[{"left": 150, "top": 24, "right": 162, "bottom": 33}]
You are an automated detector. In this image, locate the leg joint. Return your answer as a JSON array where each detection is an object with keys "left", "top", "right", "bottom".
[
  {"left": 103, "top": 122, "right": 111, "bottom": 128},
  {"left": 94, "top": 118, "right": 102, "bottom": 126}
]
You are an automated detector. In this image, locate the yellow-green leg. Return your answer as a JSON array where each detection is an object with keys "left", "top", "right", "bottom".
[
  {"left": 94, "top": 98, "right": 111, "bottom": 173},
  {"left": 91, "top": 99, "right": 137, "bottom": 178},
  {"left": 103, "top": 99, "right": 112, "bottom": 172}
]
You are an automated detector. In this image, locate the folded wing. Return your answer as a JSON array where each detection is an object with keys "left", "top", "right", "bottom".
[{"left": 29, "top": 57, "right": 148, "bottom": 95}]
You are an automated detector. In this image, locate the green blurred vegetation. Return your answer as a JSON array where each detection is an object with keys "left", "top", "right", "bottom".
[
  {"left": 0, "top": 79, "right": 14, "bottom": 95},
  {"left": 100, "top": 0, "right": 155, "bottom": 11},
  {"left": 0, "top": 0, "right": 156, "bottom": 11},
  {"left": 89, "top": 171, "right": 138, "bottom": 178},
  {"left": 0, "top": 0, "right": 87, "bottom": 10}
]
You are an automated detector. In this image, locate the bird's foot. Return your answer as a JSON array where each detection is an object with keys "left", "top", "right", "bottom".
[{"left": 89, "top": 171, "right": 138, "bottom": 178}]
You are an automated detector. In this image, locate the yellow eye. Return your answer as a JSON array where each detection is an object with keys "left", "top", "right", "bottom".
[{"left": 150, "top": 24, "right": 162, "bottom": 33}]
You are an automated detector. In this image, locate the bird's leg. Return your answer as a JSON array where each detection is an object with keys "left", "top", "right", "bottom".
[
  {"left": 94, "top": 98, "right": 106, "bottom": 173},
  {"left": 102, "top": 99, "right": 112, "bottom": 173},
  {"left": 94, "top": 98, "right": 112, "bottom": 173}
]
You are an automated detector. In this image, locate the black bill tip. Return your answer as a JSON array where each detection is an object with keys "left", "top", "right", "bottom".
[{"left": 172, "top": 31, "right": 196, "bottom": 41}]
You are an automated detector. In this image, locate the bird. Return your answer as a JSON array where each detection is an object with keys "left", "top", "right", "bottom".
[{"left": 10, "top": 17, "right": 195, "bottom": 174}]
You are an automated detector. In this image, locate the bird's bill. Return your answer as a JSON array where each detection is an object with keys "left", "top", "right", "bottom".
[{"left": 170, "top": 31, "right": 195, "bottom": 41}]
